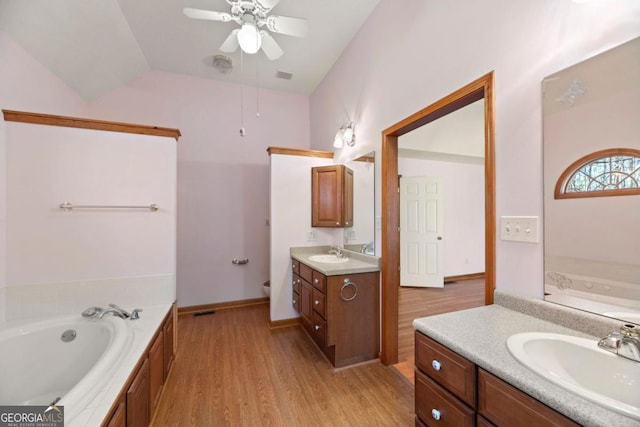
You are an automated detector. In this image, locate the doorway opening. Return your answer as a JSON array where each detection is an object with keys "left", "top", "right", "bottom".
[{"left": 380, "top": 72, "right": 496, "bottom": 365}]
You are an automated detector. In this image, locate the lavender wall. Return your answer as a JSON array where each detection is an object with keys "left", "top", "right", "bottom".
[
  {"left": 85, "top": 71, "right": 310, "bottom": 307},
  {"left": 310, "top": 0, "right": 640, "bottom": 298}
]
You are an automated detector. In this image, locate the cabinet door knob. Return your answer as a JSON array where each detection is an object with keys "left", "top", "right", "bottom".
[
  {"left": 336, "top": 222, "right": 340, "bottom": 225},
  {"left": 314, "top": 278, "right": 319, "bottom": 284},
  {"left": 431, "top": 409, "right": 441, "bottom": 421},
  {"left": 314, "top": 300, "right": 319, "bottom": 305},
  {"left": 431, "top": 360, "right": 441, "bottom": 371},
  {"left": 292, "top": 299, "right": 296, "bottom": 304},
  {"left": 315, "top": 325, "right": 320, "bottom": 331}
]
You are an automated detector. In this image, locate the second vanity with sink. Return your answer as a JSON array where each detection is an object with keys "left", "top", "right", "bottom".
[
  {"left": 291, "top": 246, "right": 380, "bottom": 368},
  {"left": 413, "top": 291, "right": 640, "bottom": 427}
]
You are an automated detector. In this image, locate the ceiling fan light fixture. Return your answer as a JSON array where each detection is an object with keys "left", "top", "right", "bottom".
[{"left": 237, "top": 22, "right": 262, "bottom": 54}]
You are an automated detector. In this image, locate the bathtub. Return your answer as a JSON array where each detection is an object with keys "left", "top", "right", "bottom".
[{"left": 0, "top": 315, "right": 132, "bottom": 423}]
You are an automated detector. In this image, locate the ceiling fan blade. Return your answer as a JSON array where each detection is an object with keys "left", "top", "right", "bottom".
[
  {"left": 183, "top": 7, "right": 233, "bottom": 22},
  {"left": 265, "top": 15, "right": 308, "bottom": 38},
  {"left": 260, "top": 31, "right": 284, "bottom": 60},
  {"left": 220, "top": 29, "right": 240, "bottom": 53},
  {"left": 255, "top": 0, "right": 281, "bottom": 12}
]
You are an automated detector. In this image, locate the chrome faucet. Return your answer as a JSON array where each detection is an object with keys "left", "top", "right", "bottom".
[
  {"left": 329, "top": 246, "right": 344, "bottom": 258},
  {"left": 82, "top": 304, "right": 141, "bottom": 320},
  {"left": 598, "top": 324, "right": 640, "bottom": 362}
]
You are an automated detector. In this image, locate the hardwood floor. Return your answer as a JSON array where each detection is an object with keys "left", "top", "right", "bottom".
[
  {"left": 394, "top": 279, "right": 486, "bottom": 383},
  {"left": 152, "top": 303, "right": 415, "bottom": 426}
]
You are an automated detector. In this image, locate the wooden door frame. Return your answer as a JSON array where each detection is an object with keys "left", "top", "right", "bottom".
[{"left": 380, "top": 72, "right": 496, "bottom": 365}]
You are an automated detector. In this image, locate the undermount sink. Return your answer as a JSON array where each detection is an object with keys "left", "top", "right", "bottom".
[
  {"left": 308, "top": 254, "right": 349, "bottom": 264},
  {"left": 506, "top": 332, "right": 640, "bottom": 420}
]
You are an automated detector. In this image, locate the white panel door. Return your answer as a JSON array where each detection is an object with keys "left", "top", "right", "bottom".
[{"left": 400, "top": 176, "right": 444, "bottom": 288}]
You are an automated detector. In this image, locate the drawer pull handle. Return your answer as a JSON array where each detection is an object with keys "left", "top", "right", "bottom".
[
  {"left": 315, "top": 325, "right": 320, "bottom": 331},
  {"left": 431, "top": 409, "right": 441, "bottom": 421},
  {"left": 314, "top": 300, "right": 319, "bottom": 305},
  {"left": 314, "top": 278, "right": 319, "bottom": 284},
  {"left": 431, "top": 360, "right": 441, "bottom": 371}
]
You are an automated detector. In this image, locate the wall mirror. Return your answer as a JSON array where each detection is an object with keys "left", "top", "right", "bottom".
[
  {"left": 543, "top": 36, "right": 640, "bottom": 325},
  {"left": 343, "top": 152, "right": 375, "bottom": 255}
]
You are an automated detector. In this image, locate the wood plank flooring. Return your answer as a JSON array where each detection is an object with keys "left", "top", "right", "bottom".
[
  {"left": 152, "top": 303, "right": 415, "bottom": 427},
  {"left": 394, "top": 279, "right": 486, "bottom": 383}
]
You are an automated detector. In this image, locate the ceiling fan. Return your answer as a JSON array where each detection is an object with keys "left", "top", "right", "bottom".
[{"left": 183, "top": 0, "right": 308, "bottom": 60}]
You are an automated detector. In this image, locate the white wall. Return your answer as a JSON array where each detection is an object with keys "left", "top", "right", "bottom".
[
  {"left": 269, "top": 153, "right": 339, "bottom": 322},
  {"left": 0, "top": 31, "right": 88, "bottom": 322},
  {"left": 398, "top": 158, "right": 485, "bottom": 276},
  {"left": 84, "top": 71, "right": 311, "bottom": 307},
  {"left": 310, "top": 0, "right": 640, "bottom": 298}
]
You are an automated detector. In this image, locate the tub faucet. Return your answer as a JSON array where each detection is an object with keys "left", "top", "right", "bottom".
[
  {"left": 82, "top": 304, "right": 138, "bottom": 320},
  {"left": 598, "top": 324, "right": 640, "bottom": 363},
  {"left": 329, "top": 246, "right": 344, "bottom": 258}
]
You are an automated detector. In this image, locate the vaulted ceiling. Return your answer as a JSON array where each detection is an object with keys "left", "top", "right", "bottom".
[{"left": 0, "top": 0, "right": 381, "bottom": 100}]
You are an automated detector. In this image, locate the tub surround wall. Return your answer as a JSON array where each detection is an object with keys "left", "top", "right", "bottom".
[
  {"left": 4, "top": 275, "right": 175, "bottom": 322},
  {"left": 2, "top": 116, "right": 177, "bottom": 323},
  {"left": 414, "top": 290, "right": 633, "bottom": 426}
]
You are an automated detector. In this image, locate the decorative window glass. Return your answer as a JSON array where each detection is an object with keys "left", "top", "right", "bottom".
[{"left": 555, "top": 148, "right": 640, "bottom": 199}]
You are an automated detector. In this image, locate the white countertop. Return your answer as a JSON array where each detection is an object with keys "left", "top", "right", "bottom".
[
  {"left": 413, "top": 294, "right": 639, "bottom": 427},
  {"left": 290, "top": 246, "right": 380, "bottom": 276},
  {"left": 70, "top": 303, "right": 172, "bottom": 427}
]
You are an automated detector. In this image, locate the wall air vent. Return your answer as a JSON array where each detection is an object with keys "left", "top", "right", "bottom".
[{"left": 276, "top": 71, "right": 293, "bottom": 80}]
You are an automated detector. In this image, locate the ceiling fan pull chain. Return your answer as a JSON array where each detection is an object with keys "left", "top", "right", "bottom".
[
  {"left": 256, "top": 55, "right": 261, "bottom": 119},
  {"left": 239, "top": 49, "right": 245, "bottom": 137}
]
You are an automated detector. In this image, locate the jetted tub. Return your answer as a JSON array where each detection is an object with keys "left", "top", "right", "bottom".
[{"left": 0, "top": 315, "right": 132, "bottom": 423}]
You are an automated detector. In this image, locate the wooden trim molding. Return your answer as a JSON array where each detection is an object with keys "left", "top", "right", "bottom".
[
  {"left": 445, "top": 272, "right": 486, "bottom": 282},
  {"left": 267, "top": 146, "right": 334, "bottom": 158},
  {"left": 554, "top": 148, "right": 640, "bottom": 199},
  {"left": 381, "top": 72, "right": 496, "bottom": 365},
  {"left": 268, "top": 317, "right": 300, "bottom": 329},
  {"left": 2, "top": 110, "right": 181, "bottom": 141},
  {"left": 177, "top": 297, "right": 269, "bottom": 317}
]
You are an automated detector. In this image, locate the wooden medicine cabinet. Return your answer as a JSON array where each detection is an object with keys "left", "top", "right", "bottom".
[{"left": 311, "top": 165, "right": 353, "bottom": 227}]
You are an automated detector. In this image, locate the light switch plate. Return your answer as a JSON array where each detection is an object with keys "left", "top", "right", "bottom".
[{"left": 501, "top": 216, "right": 539, "bottom": 243}]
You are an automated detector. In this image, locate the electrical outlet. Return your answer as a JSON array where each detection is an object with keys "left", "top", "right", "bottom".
[{"left": 501, "top": 216, "right": 539, "bottom": 243}]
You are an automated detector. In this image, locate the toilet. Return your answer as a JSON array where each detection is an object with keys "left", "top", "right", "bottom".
[{"left": 263, "top": 280, "right": 270, "bottom": 297}]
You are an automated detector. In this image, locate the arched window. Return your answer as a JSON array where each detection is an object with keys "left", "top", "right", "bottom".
[{"left": 554, "top": 148, "right": 640, "bottom": 199}]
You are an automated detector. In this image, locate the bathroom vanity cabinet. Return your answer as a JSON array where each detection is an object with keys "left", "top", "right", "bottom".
[
  {"left": 292, "top": 258, "right": 379, "bottom": 368},
  {"left": 102, "top": 304, "right": 177, "bottom": 427},
  {"left": 415, "top": 332, "right": 579, "bottom": 427},
  {"left": 311, "top": 165, "right": 353, "bottom": 227}
]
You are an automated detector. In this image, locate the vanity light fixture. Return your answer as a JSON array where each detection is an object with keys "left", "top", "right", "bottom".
[{"left": 333, "top": 122, "right": 356, "bottom": 148}]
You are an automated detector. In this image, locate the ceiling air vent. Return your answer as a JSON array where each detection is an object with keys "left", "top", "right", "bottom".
[{"left": 276, "top": 71, "right": 293, "bottom": 80}]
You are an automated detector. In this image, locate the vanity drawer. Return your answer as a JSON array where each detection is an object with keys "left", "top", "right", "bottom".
[
  {"left": 312, "top": 270, "right": 326, "bottom": 292},
  {"left": 299, "top": 262, "right": 313, "bottom": 283},
  {"left": 312, "top": 288, "right": 326, "bottom": 318},
  {"left": 292, "top": 275, "right": 301, "bottom": 294},
  {"left": 312, "top": 311, "right": 327, "bottom": 347},
  {"left": 478, "top": 369, "right": 580, "bottom": 427},
  {"left": 292, "top": 291, "right": 300, "bottom": 313},
  {"left": 415, "top": 370, "right": 474, "bottom": 427},
  {"left": 291, "top": 258, "right": 300, "bottom": 275},
  {"left": 416, "top": 332, "right": 476, "bottom": 407}
]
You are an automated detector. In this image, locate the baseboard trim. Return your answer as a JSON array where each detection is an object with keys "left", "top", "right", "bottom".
[
  {"left": 445, "top": 272, "right": 485, "bottom": 282},
  {"left": 268, "top": 317, "right": 300, "bottom": 329},
  {"left": 178, "top": 297, "right": 269, "bottom": 317}
]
